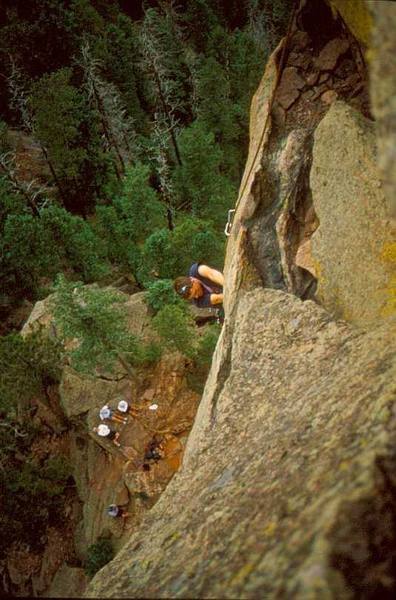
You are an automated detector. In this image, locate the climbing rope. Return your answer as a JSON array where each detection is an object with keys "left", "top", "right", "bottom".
[{"left": 224, "top": 0, "right": 300, "bottom": 237}]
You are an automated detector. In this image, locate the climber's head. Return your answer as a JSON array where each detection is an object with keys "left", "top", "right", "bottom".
[{"left": 174, "top": 276, "right": 203, "bottom": 300}]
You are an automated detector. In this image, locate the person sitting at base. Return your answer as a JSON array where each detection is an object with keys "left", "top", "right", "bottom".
[
  {"left": 106, "top": 504, "right": 131, "bottom": 519},
  {"left": 99, "top": 404, "right": 127, "bottom": 425},
  {"left": 174, "top": 263, "right": 224, "bottom": 309},
  {"left": 144, "top": 438, "right": 165, "bottom": 463},
  {"left": 117, "top": 399, "right": 141, "bottom": 417},
  {"left": 92, "top": 424, "right": 121, "bottom": 447}
]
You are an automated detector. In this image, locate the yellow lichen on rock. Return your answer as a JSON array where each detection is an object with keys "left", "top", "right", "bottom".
[
  {"left": 380, "top": 242, "right": 396, "bottom": 317},
  {"left": 327, "top": 0, "right": 373, "bottom": 48}
]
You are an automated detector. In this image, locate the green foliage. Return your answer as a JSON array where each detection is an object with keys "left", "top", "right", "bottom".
[
  {"left": 51, "top": 275, "right": 158, "bottom": 375},
  {"left": 30, "top": 68, "right": 86, "bottom": 179},
  {"left": 145, "top": 279, "right": 183, "bottom": 314},
  {"left": 0, "top": 191, "right": 110, "bottom": 308},
  {"left": 139, "top": 228, "right": 173, "bottom": 283},
  {"left": 29, "top": 67, "right": 109, "bottom": 214},
  {"left": 85, "top": 537, "right": 114, "bottom": 578},
  {"left": 0, "top": 329, "right": 63, "bottom": 416},
  {"left": 140, "top": 217, "right": 224, "bottom": 284},
  {"left": 187, "top": 322, "right": 222, "bottom": 393},
  {"left": 40, "top": 205, "right": 110, "bottom": 282},
  {"left": 95, "top": 163, "right": 165, "bottom": 277},
  {"left": 194, "top": 322, "right": 222, "bottom": 369},
  {"left": 1, "top": 212, "right": 56, "bottom": 298},
  {"left": 6, "top": 455, "right": 71, "bottom": 498},
  {"left": 152, "top": 304, "right": 195, "bottom": 358},
  {"left": 152, "top": 305, "right": 221, "bottom": 392},
  {"left": 140, "top": 7, "right": 192, "bottom": 119},
  {"left": 95, "top": 15, "right": 146, "bottom": 130},
  {"left": 0, "top": 120, "right": 9, "bottom": 152},
  {"left": 0, "top": 0, "right": 293, "bottom": 332},
  {"left": 0, "top": 441, "right": 73, "bottom": 558},
  {"left": 171, "top": 120, "right": 236, "bottom": 227}
]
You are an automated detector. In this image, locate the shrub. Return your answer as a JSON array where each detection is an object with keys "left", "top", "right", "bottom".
[
  {"left": 193, "top": 322, "right": 221, "bottom": 369},
  {"left": 187, "top": 322, "right": 221, "bottom": 393},
  {"left": 152, "top": 304, "right": 195, "bottom": 358},
  {"left": 51, "top": 275, "right": 161, "bottom": 375},
  {"left": 145, "top": 279, "right": 184, "bottom": 314},
  {"left": 140, "top": 217, "right": 224, "bottom": 283},
  {"left": 85, "top": 537, "right": 114, "bottom": 578}
]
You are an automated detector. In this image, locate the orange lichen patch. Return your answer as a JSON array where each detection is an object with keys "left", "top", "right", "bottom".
[{"left": 163, "top": 435, "right": 183, "bottom": 472}]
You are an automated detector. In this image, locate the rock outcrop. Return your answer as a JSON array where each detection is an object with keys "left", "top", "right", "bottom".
[
  {"left": 87, "top": 0, "right": 396, "bottom": 598},
  {"left": 310, "top": 101, "right": 393, "bottom": 325},
  {"left": 18, "top": 289, "right": 202, "bottom": 596},
  {"left": 87, "top": 290, "right": 395, "bottom": 598}
]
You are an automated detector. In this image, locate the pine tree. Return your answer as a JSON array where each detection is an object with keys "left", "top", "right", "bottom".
[
  {"left": 51, "top": 275, "right": 156, "bottom": 377},
  {"left": 29, "top": 67, "right": 105, "bottom": 215},
  {"left": 139, "top": 6, "right": 189, "bottom": 167},
  {"left": 0, "top": 329, "right": 63, "bottom": 418},
  {"left": 171, "top": 119, "right": 236, "bottom": 226},
  {"left": 79, "top": 43, "right": 138, "bottom": 179},
  {"left": 7, "top": 58, "right": 67, "bottom": 206}
]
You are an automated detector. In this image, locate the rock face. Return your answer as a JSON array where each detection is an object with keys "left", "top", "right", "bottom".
[
  {"left": 86, "top": 0, "right": 396, "bottom": 598},
  {"left": 18, "top": 288, "right": 201, "bottom": 595},
  {"left": 311, "top": 101, "right": 393, "bottom": 326},
  {"left": 87, "top": 290, "right": 396, "bottom": 598}
]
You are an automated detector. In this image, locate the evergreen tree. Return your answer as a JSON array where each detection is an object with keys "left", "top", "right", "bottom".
[
  {"left": 152, "top": 304, "right": 195, "bottom": 358},
  {"left": 29, "top": 67, "right": 107, "bottom": 214},
  {"left": 51, "top": 275, "right": 158, "bottom": 376},
  {"left": 95, "top": 162, "right": 165, "bottom": 278},
  {"left": 0, "top": 329, "right": 63, "bottom": 418},
  {"left": 93, "top": 14, "right": 147, "bottom": 132},
  {"left": 171, "top": 119, "right": 236, "bottom": 228},
  {"left": 139, "top": 6, "right": 189, "bottom": 166},
  {"left": 6, "top": 59, "right": 66, "bottom": 206},
  {"left": 79, "top": 43, "right": 138, "bottom": 179},
  {"left": 145, "top": 279, "right": 184, "bottom": 314},
  {"left": 140, "top": 216, "right": 224, "bottom": 283},
  {"left": 39, "top": 205, "right": 110, "bottom": 282}
]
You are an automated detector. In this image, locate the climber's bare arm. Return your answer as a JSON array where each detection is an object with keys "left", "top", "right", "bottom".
[
  {"left": 198, "top": 265, "right": 224, "bottom": 287},
  {"left": 210, "top": 293, "right": 224, "bottom": 305}
]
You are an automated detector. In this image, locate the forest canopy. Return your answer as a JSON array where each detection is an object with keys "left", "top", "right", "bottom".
[{"left": 0, "top": 0, "right": 291, "bottom": 322}]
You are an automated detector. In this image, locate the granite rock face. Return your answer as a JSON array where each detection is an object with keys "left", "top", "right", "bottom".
[
  {"left": 311, "top": 101, "right": 394, "bottom": 326},
  {"left": 87, "top": 290, "right": 396, "bottom": 598},
  {"left": 19, "top": 288, "right": 201, "bottom": 594}
]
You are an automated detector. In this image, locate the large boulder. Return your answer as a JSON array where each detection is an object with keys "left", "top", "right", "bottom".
[{"left": 311, "top": 101, "right": 394, "bottom": 326}]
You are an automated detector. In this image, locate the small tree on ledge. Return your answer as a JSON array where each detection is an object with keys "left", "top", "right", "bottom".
[{"left": 51, "top": 275, "right": 154, "bottom": 377}]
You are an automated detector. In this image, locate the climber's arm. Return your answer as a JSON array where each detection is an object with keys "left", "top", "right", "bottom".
[
  {"left": 198, "top": 264, "right": 224, "bottom": 287},
  {"left": 210, "top": 293, "right": 224, "bottom": 305}
]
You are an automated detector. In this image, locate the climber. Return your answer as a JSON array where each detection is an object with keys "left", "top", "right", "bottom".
[
  {"left": 106, "top": 504, "right": 131, "bottom": 519},
  {"left": 117, "top": 398, "right": 142, "bottom": 417},
  {"left": 174, "top": 263, "right": 224, "bottom": 309},
  {"left": 144, "top": 438, "right": 165, "bottom": 463},
  {"left": 92, "top": 424, "right": 121, "bottom": 447},
  {"left": 99, "top": 404, "right": 127, "bottom": 425}
]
